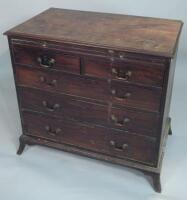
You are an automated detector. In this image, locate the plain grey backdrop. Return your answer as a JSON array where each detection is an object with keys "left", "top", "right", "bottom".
[{"left": 0, "top": 1, "right": 187, "bottom": 199}]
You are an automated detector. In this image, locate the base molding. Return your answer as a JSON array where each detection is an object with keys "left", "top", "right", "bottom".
[
  {"left": 16, "top": 117, "right": 172, "bottom": 193},
  {"left": 143, "top": 171, "right": 161, "bottom": 193}
]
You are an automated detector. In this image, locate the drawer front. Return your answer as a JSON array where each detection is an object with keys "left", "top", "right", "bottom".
[
  {"left": 107, "top": 131, "right": 157, "bottom": 164},
  {"left": 18, "top": 87, "right": 108, "bottom": 125},
  {"left": 22, "top": 111, "right": 108, "bottom": 154},
  {"left": 111, "top": 81, "right": 162, "bottom": 112},
  {"left": 16, "top": 67, "right": 161, "bottom": 112},
  {"left": 84, "top": 57, "right": 165, "bottom": 87},
  {"left": 13, "top": 44, "right": 80, "bottom": 74},
  {"left": 16, "top": 67, "right": 109, "bottom": 101},
  {"left": 22, "top": 111, "right": 157, "bottom": 165},
  {"left": 110, "top": 106, "right": 159, "bottom": 137}
]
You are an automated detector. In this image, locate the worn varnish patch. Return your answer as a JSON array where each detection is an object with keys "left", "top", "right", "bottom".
[{"left": 5, "top": 8, "right": 183, "bottom": 57}]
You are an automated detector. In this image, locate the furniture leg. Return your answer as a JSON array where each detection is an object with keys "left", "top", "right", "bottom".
[
  {"left": 151, "top": 172, "right": 161, "bottom": 193},
  {"left": 168, "top": 125, "right": 172, "bottom": 135},
  {"left": 17, "top": 135, "right": 26, "bottom": 155},
  {"left": 143, "top": 171, "right": 161, "bottom": 193}
]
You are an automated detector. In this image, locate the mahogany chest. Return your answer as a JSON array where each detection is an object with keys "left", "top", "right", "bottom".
[{"left": 4, "top": 8, "right": 183, "bottom": 192}]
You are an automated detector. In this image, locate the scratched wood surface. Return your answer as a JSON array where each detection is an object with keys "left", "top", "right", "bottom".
[{"left": 5, "top": 8, "right": 183, "bottom": 57}]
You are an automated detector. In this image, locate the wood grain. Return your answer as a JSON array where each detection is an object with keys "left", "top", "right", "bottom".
[{"left": 5, "top": 8, "right": 183, "bottom": 57}]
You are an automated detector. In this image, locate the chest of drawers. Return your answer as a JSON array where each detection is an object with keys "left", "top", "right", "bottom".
[{"left": 4, "top": 8, "right": 183, "bottom": 192}]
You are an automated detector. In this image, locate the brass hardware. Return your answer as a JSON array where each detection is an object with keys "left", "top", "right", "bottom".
[
  {"left": 110, "top": 140, "right": 115, "bottom": 146},
  {"left": 111, "top": 114, "right": 116, "bottom": 121},
  {"left": 122, "top": 143, "right": 128, "bottom": 150},
  {"left": 119, "top": 53, "right": 127, "bottom": 60},
  {"left": 110, "top": 140, "right": 128, "bottom": 151},
  {"left": 45, "top": 125, "right": 50, "bottom": 131},
  {"left": 42, "top": 41, "right": 47, "bottom": 48},
  {"left": 124, "top": 118, "right": 130, "bottom": 123},
  {"left": 111, "top": 114, "right": 130, "bottom": 126},
  {"left": 45, "top": 125, "right": 62, "bottom": 136},
  {"left": 111, "top": 68, "right": 117, "bottom": 74},
  {"left": 108, "top": 50, "right": 115, "bottom": 62},
  {"left": 37, "top": 55, "right": 55, "bottom": 68},
  {"left": 111, "top": 89, "right": 131, "bottom": 100},
  {"left": 111, "top": 68, "right": 132, "bottom": 80},
  {"left": 110, "top": 57, "right": 115, "bottom": 62},
  {"left": 42, "top": 101, "right": 60, "bottom": 112},
  {"left": 39, "top": 76, "right": 45, "bottom": 83},
  {"left": 111, "top": 89, "right": 116, "bottom": 95},
  {"left": 108, "top": 50, "right": 114, "bottom": 54},
  {"left": 124, "top": 92, "right": 131, "bottom": 98},
  {"left": 50, "top": 79, "right": 57, "bottom": 86},
  {"left": 39, "top": 76, "right": 57, "bottom": 86}
]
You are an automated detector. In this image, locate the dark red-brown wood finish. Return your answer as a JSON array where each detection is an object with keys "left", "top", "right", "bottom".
[{"left": 4, "top": 8, "right": 183, "bottom": 193}]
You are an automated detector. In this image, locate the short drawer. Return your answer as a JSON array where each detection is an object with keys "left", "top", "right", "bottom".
[
  {"left": 110, "top": 106, "right": 159, "bottom": 137},
  {"left": 12, "top": 44, "right": 80, "bottom": 74},
  {"left": 18, "top": 87, "right": 108, "bottom": 125},
  {"left": 22, "top": 111, "right": 157, "bottom": 165},
  {"left": 84, "top": 57, "right": 165, "bottom": 87},
  {"left": 111, "top": 81, "right": 162, "bottom": 112},
  {"left": 107, "top": 131, "right": 157, "bottom": 165}
]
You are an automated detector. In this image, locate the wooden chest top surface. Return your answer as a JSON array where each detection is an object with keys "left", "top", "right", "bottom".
[{"left": 5, "top": 8, "right": 183, "bottom": 57}]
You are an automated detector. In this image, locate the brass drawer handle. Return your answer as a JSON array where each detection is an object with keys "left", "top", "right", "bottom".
[
  {"left": 111, "top": 89, "right": 131, "bottom": 100},
  {"left": 37, "top": 55, "right": 55, "bottom": 68},
  {"left": 45, "top": 125, "right": 62, "bottom": 136},
  {"left": 42, "top": 100, "right": 60, "bottom": 112},
  {"left": 39, "top": 76, "right": 57, "bottom": 87},
  {"left": 110, "top": 140, "right": 128, "bottom": 151},
  {"left": 111, "top": 114, "right": 130, "bottom": 126},
  {"left": 110, "top": 57, "right": 115, "bottom": 62},
  {"left": 112, "top": 68, "right": 132, "bottom": 81},
  {"left": 119, "top": 53, "right": 126, "bottom": 60},
  {"left": 108, "top": 50, "right": 115, "bottom": 54}
]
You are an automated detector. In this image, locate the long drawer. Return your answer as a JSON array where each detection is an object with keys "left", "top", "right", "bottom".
[
  {"left": 18, "top": 87, "right": 159, "bottom": 137},
  {"left": 22, "top": 111, "right": 157, "bottom": 165},
  {"left": 16, "top": 66, "right": 162, "bottom": 112}
]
